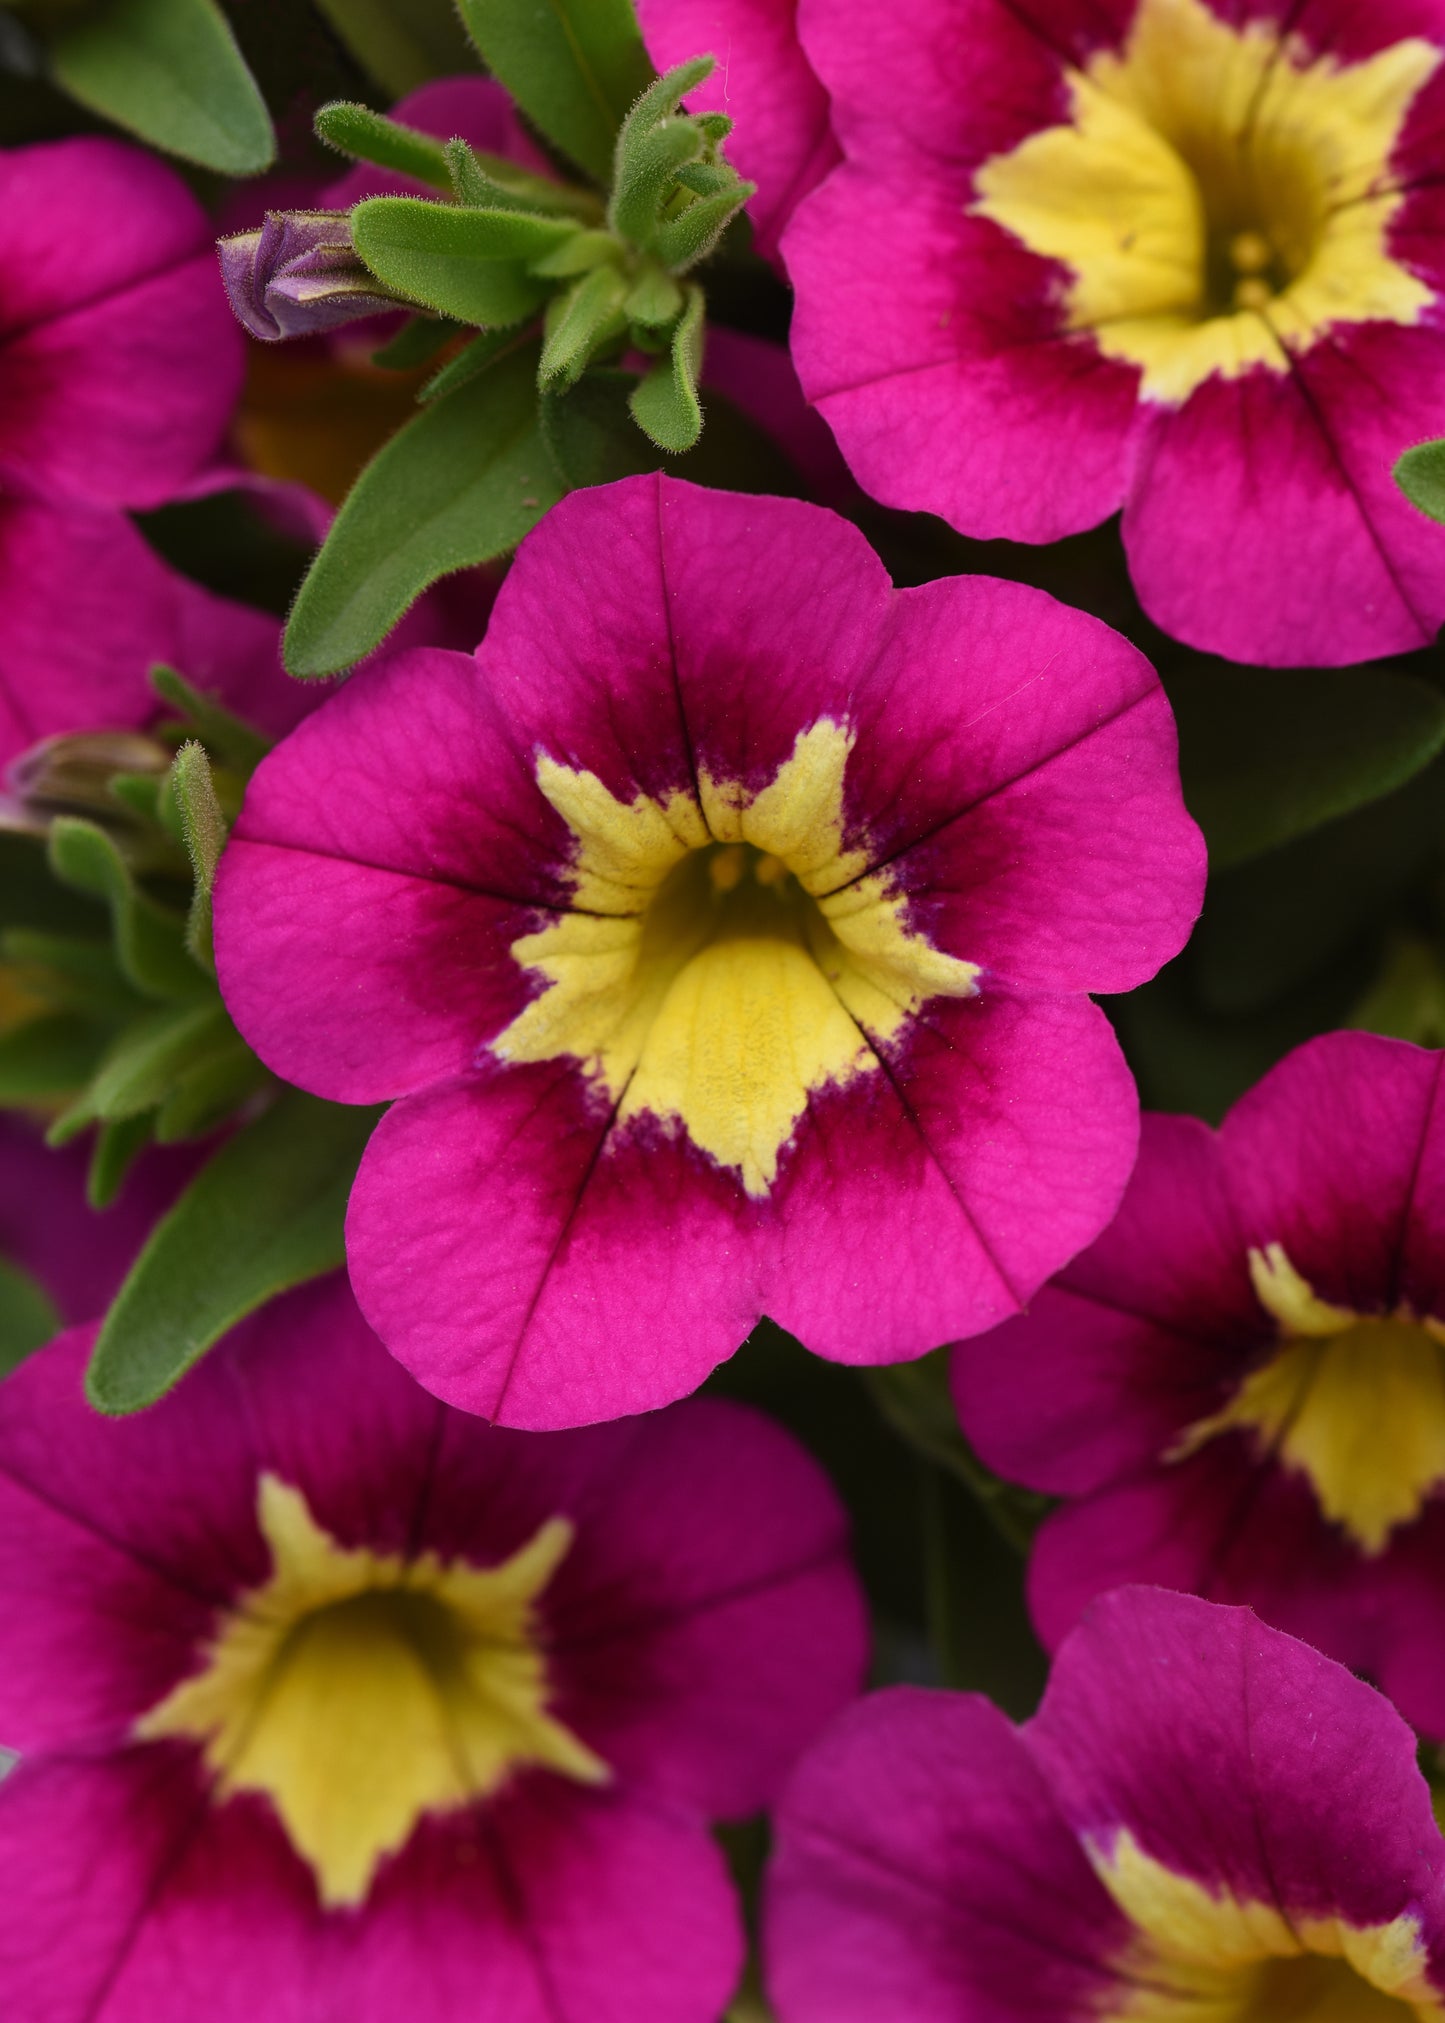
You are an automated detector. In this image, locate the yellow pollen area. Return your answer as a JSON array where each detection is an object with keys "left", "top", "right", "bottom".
[
  {"left": 493, "top": 719, "right": 980, "bottom": 1198},
  {"left": 972, "top": 0, "right": 1439, "bottom": 403},
  {"left": 1171, "top": 1242, "right": 1445, "bottom": 1555},
  {"left": 137, "top": 1476, "right": 607, "bottom": 1908},
  {"left": 1096, "top": 1832, "right": 1444, "bottom": 2023}
]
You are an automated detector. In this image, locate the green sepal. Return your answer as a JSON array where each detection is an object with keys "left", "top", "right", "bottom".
[
  {"left": 653, "top": 180, "right": 755, "bottom": 273},
  {"left": 167, "top": 741, "right": 227, "bottom": 969},
  {"left": 1396, "top": 439, "right": 1445, "bottom": 523},
  {"left": 629, "top": 282, "right": 705, "bottom": 451},
  {"left": 539, "top": 264, "right": 630, "bottom": 388},
  {"left": 149, "top": 666, "right": 272, "bottom": 776},
  {"left": 87, "top": 1112, "right": 154, "bottom": 1211},
  {"left": 47, "top": 819, "right": 205, "bottom": 1003},
  {"left": 620, "top": 53, "right": 717, "bottom": 142},
  {"left": 0, "top": 1014, "right": 104, "bottom": 1103},
  {"left": 285, "top": 341, "right": 564, "bottom": 678},
  {"left": 47, "top": 0, "right": 275, "bottom": 174},
  {"left": 310, "top": 0, "right": 474, "bottom": 97},
  {"left": 86, "top": 1091, "right": 382, "bottom": 1413},
  {"left": 351, "top": 196, "right": 570, "bottom": 328},
  {"left": 454, "top": 0, "right": 655, "bottom": 186},
  {"left": 313, "top": 100, "right": 452, "bottom": 191},
  {"left": 0, "top": 1258, "right": 61, "bottom": 1380}
]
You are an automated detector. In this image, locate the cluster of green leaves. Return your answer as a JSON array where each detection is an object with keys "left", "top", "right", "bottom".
[
  {"left": 285, "top": 11, "right": 757, "bottom": 678},
  {"left": 0, "top": 672, "right": 375, "bottom": 1406}
]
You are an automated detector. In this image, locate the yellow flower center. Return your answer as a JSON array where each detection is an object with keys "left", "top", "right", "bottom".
[
  {"left": 1098, "top": 1833, "right": 1442, "bottom": 2022},
  {"left": 973, "top": 0, "right": 1439, "bottom": 402},
  {"left": 493, "top": 719, "right": 980, "bottom": 1198},
  {"left": 137, "top": 1477, "right": 608, "bottom": 1907},
  {"left": 1172, "top": 1243, "right": 1445, "bottom": 1554}
]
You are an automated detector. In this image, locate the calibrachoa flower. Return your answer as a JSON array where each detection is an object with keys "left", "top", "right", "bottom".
[
  {"left": 0, "top": 138, "right": 242, "bottom": 510},
  {"left": 0, "top": 1275, "right": 865, "bottom": 2021},
  {"left": 635, "top": 0, "right": 839, "bottom": 266},
  {"left": 214, "top": 474, "right": 1204, "bottom": 1428},
  {"left": 767, "top": 1585, "right": 1445, "bottom": 2023},
  {"left": 951, "top": 1029, "right": 1445, "bottom": 1741},
  {"left": 779, "top": 0, "right": 1445, "bottom": 666}
]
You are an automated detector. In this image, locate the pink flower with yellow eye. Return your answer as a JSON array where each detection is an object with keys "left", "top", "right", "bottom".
[
  {"left": 952, "top": 1030, "right": 1445, "bottom": 1742},
  {"left": 0, "top": 1276, "right": 865, "bottom": 2023},
  {"left": 213, "top": 474, "right": 1204, "bottom": 1429},
  {"left": 764, "top": 0, "right": 1445, "bottom": 665}
]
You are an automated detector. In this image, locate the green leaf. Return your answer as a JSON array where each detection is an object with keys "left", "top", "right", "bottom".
[
  {"left": 0, "top": 1258, "right": 60, "bottom": 1380},
  {"left": 623, "top": 262, "right": 684, "bottom": 327},
  {"left": 652, "top": 180, "right": 754, "bottom": 272},
  {"left": 86, "top": 1001, "right": 234, "bottom": 1123},
  {"left": 629, "top": 281, "right": 704, "bottom": 451},
  {"left": 419, "top": 327, "right": 517, "bottom": 404},
  {"left": 371, "top": 315, "right": 458, "bottom": 372},
  {"left": 152, "top": 1038, "right": 269, "bottom": 1143},
  {"left": 1396, "top": 439, "right": 1445, "bottom": 523},
  {"left": 1169, "top": 664, "right": 1445, "bottom": 870},
  {"left": 168, "top": 741, "right": 227, "bottom": 966},
  {"left": 48, "top": 0, "right": 275, "bottom": 174},
  {"left": 86, "top": 1091, "right": 381, "bottom": 1412},
  {"left": 285, "top": 341, "right": 564, "bottom": 677},
  {"left": 539, "top": 263, "right": 629, "bottom": 387},
  {"left": 48, "top": 819, "right": 205, "bottom": 1002},
  {"left": 541, "top": 369, "right": 799, "bottom": 494},
  {"left": 1, "top": 931, "right": 140, "bottom": 1019},
  {"left": 309, "top": 0, "right": 474, "bottom": 96},
  {"left": 87, "top": 1112, "right": 154, "bottom": 1211},
  {"left": 443, "top": 137, "right": 603, "bottom": 222},
  {"left": 313, "top": 100, "right": 452, "bottom": 192},
  {"left": 352, "top": 196, "right": 571, "bottom": 328},
  {"left": 149, "top": 666, "right": 272, "bottom": 775},
  {"left": 609, "top": 116, "right": 703, "bottom": 246},
  {"left": 0, "top": 1014, "right": 104, "bottom": 1101},
  {"left": 455, "top": 0, "right": 655, "bottom": 186}
]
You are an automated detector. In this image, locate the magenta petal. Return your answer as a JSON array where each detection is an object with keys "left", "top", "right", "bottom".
[
  {"left": 345, "top": 1064, "right": 772, "bottom": 1427},
  {"left": 766, "top": 992, "right": 1142, "bottom": 1359},
  {"left": 1219, "top": 1030, "right": 1445, "bottom": 1315},
  {"left": 951, "top": 1114, "right": 1264, "bottom": 1497},
  {"left": 766, "top": 1687, "right": 1128, "bottom": 2023},
  {"left": 1027, "top": 1586, "right": 1445, "bottom": 1942},
  {"left": 0, "top": 139, "right": 242, "bottom": 508}
]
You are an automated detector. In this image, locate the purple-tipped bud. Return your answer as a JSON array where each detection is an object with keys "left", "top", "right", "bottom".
[{"left": 216, "top": 210, "right": 404, "bottom": 342}]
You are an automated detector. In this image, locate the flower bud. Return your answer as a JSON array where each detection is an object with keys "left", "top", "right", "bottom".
[{"left": 216, "top": 211, "right": 405, "bottom": 343}]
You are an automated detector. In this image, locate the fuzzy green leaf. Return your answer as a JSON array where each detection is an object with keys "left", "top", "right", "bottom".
[
  {"left": 0, "top": 1258, "right": 60, "bottom": 1379},
  {"left": 49, "top": 0, "right": 274, "bottom": 174},
  {"left": 1396, "top": 439, "right": 1445, "bottom": 524},
  {"left": 455, "top": 0, "right": 655, "bottom": 185},
  {"left": 149, "top": 666, "right": 273, "bottom": 776},
  {"left": 539, "top": 263, "right": 630, "bottom": 387},
  {"left": 86, "top": 1001, "right": 234, "bottom": 1124},
  {"left": 285, "top": 341, "right": 563, "bottom": 677},
  {"left": 351, "top": 196, "right": 571, "bottom": 327},
  {"left": 314, "top": 100, "right": 453, "bottom": 191},
  {"left": 653, "top": 180, "right": 754, "bottom": 272},
  {"left": 87, "top": 1112, "right": 154, "bottom": 1211},
  {"left": 48, "top": 819, "right": 206, "bottom": 1002},
  {"left": 169, "top": 741, "right": 227, "bottom": 967},
  {"left": 86, "top": 1091, "right": 381, "bottom": 1412},
  {"left": 628, "top": 281, "right": 704, "bottom": 451}
]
